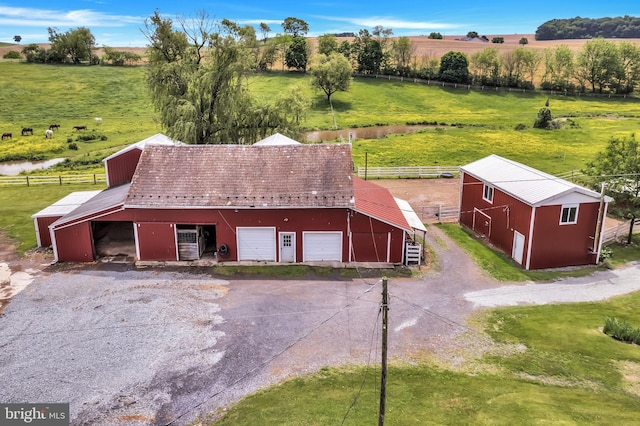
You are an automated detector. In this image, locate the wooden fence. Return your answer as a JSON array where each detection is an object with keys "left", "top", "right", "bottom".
[
  {"left": 602, "top": 218, "right": 640, "bottom": 244},
  {"left": 356, "top": 166, "right": 460, "bottom": 179},
  {"left": 416, "top": 205, "right": 460, "bottom": 223},
  {"left": 0, "top": 174, "right": 106, "bottom": 186}
]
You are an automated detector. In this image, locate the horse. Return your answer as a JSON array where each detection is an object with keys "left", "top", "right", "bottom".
[
  {"left": 49, "top": 124, "right": 60, "bottom": 131},
  {"left": 45, "top": 129, "right": 53, "bottom": 139},
  {"left": 94, "top": 117, "right": 102, "bottom": 125},
  {"left": 1, "top": 132, "right": 11, "bottom": 140},
  {"left": 73, "top": 125, "right": 87, "bottom": 131},
  {"left": 21, "top": 127, "right": 33, "bottom": 136}
]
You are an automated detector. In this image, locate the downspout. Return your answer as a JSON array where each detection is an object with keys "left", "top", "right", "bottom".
[{"left": 525, "top": 206, "right": 536, "bottom": 270}]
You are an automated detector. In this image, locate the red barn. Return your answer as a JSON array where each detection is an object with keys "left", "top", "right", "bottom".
[
  {"left": 103, "top": 133, "right": 180, "bottom": 188},
  {"left": 459, "top": 155, "right": 613, "bottom": 270},
  {"left": 43, "top": 135, "right": 426, "bottom": 265}
]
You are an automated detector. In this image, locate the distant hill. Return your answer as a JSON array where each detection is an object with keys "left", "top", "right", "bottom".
[{"left": 536, "top": 16, "right": 640, "bottom": 40}]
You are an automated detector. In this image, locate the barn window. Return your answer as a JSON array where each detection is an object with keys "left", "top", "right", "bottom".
[
  {"left": 560, "top": 205, "right": 579, "bottom": 224},
  {"left": 483, "top": 184, "right": 494, "bottom": 203}
]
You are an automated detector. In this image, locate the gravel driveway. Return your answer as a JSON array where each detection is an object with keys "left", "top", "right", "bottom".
[{"left": 1, "top": 226, "right": 639, "bottom": 425}]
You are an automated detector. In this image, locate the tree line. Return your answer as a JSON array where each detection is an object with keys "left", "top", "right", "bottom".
[{"left": 536, "top": 16, "right": 640, "bottom": 40}]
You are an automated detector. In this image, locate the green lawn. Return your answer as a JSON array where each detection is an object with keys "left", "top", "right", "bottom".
[{"left": 206, "top": 292, "right": 640, "bottom": 425}]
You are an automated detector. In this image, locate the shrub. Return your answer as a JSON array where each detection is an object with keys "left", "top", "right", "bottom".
[
  {"left": 68, "top": 142, "right": 78, "bottom": 150},
  {"left": 75, "top": 131, "right": 106, "bottom": 142},
  {"left": 514, "top": 123, "right": 527, "bottom": 131},
  {"left": 66, "top": 137, "right": 73, "bottom": 143},
  {"left": 533, "top": 107, "right": 553, "bottom": 129},
  {"left": 3, "top": 50, "right": 21, "bottom": 59},
  {"left": 603, "top": 317, "right": 640, "bottom": 344}
]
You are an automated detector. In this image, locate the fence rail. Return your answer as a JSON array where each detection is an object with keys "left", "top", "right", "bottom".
[
  {"left": 357, "top": 166, "right": 460, "bottom": 179},
  {"left": 416, "top": 205, "right": 460, "bottom": 223},
  {"left": 602, "top": 218, "right": 640, "bottom": 244},
  {"left": 0, "top": 174, "right": 106, "bottom": 186}
]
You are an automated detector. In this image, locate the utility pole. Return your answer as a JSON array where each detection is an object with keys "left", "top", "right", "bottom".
[{"left": 378, "top": 277, "right": 388, "bottom": 426}]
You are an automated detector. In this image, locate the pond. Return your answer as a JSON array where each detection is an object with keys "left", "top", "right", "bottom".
[
  {"left": 0, "top": 158, "right": 66, "bottom": 176},
  {"left": 304, "top": 124, "right": 435, "bottom": 143}
]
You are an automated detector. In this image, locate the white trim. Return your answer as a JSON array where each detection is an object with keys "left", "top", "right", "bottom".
[
  {"left": 386, "top": 232, "right": 391, "bottom": 263},
  {"left": 482, "top": 184, "right": 494, "bottom": 204},
  {"left": 559, "top": 204, "right": 579, "bottom": 225},
  {"left": 525, "top": 206, "right": 536, "bottom": 270},
  {"left": 173, "top": 223, "right": 179, "bottom": 261},
  {"left": 473, "top": 207, "right": 492, "bottom": 237},
  {"left": 34, "top": 218, "right": 42, "bottom": 247},
  {"left": 458, "top": 173, "right": 465, "bottom": 222},
  {"left": 51, "top": 227, "right": 59, "bottom": 262},
  {"left": 278, "top": 232, "right": 296, "bottom": 263},
  {"left": 134, "top": 223, "right": 141, "bottom": 260},
  {"left": 401, "top": 230, "right": 406, "bottom": 264},
  {"left": 302, "top": 231, "right": 343, "bottom": 262},
  {"left": 104, "top": 159, "right": 111, "bottom": 187},
  {"left": 52, "top": 206, "right": 125, "bottom": 231}
]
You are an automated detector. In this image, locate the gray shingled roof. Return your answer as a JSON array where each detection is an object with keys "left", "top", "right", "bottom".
[
  {"left": 50, "top": 184, "right": 130, "bottom": 227},
  {"left": 125, "top": 144, "right": 354, "bottom": 208}
]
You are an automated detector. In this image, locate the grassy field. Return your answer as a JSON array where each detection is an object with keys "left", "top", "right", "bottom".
[
  {"left": 206, "top": 291, "right": 640, "bottom": 425},
  {"left": 1, "top": 63, "right": 639, "bottom": 175}
]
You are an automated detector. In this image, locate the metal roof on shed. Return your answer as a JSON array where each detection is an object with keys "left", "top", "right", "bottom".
[
  {"left": 461, "top": 155, "right": 612, "bottom": 206},
  {"left": 50, "top": 184, "right": 130, "bottom": 228},
  {"left": 32, "top": 190, "right": 102, "bottom": 218},
  {"left": 253, "top": 133, "right": 301, "bottom": 146}
]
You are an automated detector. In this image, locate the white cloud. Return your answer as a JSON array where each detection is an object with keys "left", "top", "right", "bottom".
[{"left": 0, "top": 6, "right": 143, "bottom": 28}]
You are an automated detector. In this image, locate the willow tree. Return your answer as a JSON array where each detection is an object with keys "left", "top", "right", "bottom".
[{"left": 144, "top": 11, "right": 304, "bottom": 144}]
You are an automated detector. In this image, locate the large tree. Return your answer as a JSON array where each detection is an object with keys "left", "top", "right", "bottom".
[
  {"left": 48, "top": 26, "right": 96, "bottom": 64},
  {"left": 438, "top": 51, "right": 470, "bottom": 83},
  {"left": 583, "top": 134, "right": 640, "bottom": 244},
  {"left": 285, "top": 36, "right": 308, "bottom": 71},
  {"left": 144, "top": 11, "right": 302, "bottom": 144},
  {"left": 309, "top": 52, "right": 352, "bottom": 103},
  {"left": 576, "top": 38, "right": 620, "bottom": 92},
  {"left": 317, "top": 34, "right": 338, "bottom": 56},
  {"left": 259, "top": 22, "right": 271, "bottom": 43},
  {"left": 281, "top": 17, "right": 309, "bottom": 37},
  {"left": 392, "top": 36, "right": 412, "bottom": 76},
  {"left": 352, "top": 29, "right": 383, "bottom": 74}
]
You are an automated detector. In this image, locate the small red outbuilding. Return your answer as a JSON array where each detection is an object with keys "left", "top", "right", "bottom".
[
  {"left": 42, "top": 135, "right": 426, "bottom": 266},
  {"left": 459, "top": 155, "right": 613, "bottom": 270}
]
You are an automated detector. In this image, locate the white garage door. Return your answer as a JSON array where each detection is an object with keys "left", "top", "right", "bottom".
[
  {"left": 303, "top": 232, "right": 342, "bottom": 262},
  {"left": 237, "top": 227, "right": 276, "bottom": 261}
]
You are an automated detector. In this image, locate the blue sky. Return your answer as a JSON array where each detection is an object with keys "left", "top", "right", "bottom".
[{"left": 0, "top": 1, "right": 637, "bottom": 47}]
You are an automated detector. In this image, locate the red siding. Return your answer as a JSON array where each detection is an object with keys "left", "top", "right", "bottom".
[
  {"left": 461, "top": 173, "right": 533, "bottom": 261},
  {"left": 350, "top": 211, "right": 405, "bottom": 263},
  {"left": 106, "top": 148, "right": 142, "bottom": 187},
  {"left": 530, "top": 203, "right": 600, "bottom": 269},
  {"left": 35, "top": 216, "right": 61, "bottom": 247},
  {"left": 54, "top": 222, "right": 94, "bottom": 262},
  {"left": 136, "top": 223, "right": 177, "bottom": 261}
]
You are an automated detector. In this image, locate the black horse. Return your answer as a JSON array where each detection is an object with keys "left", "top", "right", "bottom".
[
  {"left": 21, "top": 127, "right": 33, "bottom": 136},
  {"left": 1, "top": 132, "right": 11, "bottom": 140}
]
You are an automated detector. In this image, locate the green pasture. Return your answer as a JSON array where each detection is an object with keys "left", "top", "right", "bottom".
[
  {"left": 1, "top": 64, "right": 639, "bottom": 175},
  {"left": 0, "top": 183, "right": 106, "bottom": 253},
  {"left": 207, "top": 292, "right": 640, "bottom": 425}
]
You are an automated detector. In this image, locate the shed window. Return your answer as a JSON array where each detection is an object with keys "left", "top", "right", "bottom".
[
  {"left": 560, "top": 205, "right": 579, "bottom": 225},
  {"left": 483, "top": 184, "right": 494, "bottom": 204}
]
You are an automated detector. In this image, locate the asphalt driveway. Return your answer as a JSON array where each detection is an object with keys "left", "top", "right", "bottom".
[{"left": 1, "top": 225, "right": 639, "bottom": 425}]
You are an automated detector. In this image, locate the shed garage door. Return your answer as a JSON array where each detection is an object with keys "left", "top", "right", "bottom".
[
  {"left": 237, "top": 227, "right": 276, "bottom": 261},
  {"left": 303, "top": 232, "right": 342, "bottom": 262}
]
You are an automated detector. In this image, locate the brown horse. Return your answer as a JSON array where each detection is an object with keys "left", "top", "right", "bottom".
[
  {"left": 73, "top": 125, "right": 87, "bottom": 131},
  {"left": 49, "top": 124, "right": 60, "bottom": 131},
  {"left": 21, "top": 127, "right": 33, "bottom": 136},
  {"left": 2, "top": 132, "right": 11, "bottom": 140}
]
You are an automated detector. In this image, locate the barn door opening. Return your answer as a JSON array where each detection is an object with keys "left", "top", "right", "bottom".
[
  {"left": 177, "top": 225, "right": 205, "bottom": 261},
  {"left": 92, "top": 221, "right": 135, "bottom": 259}
]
